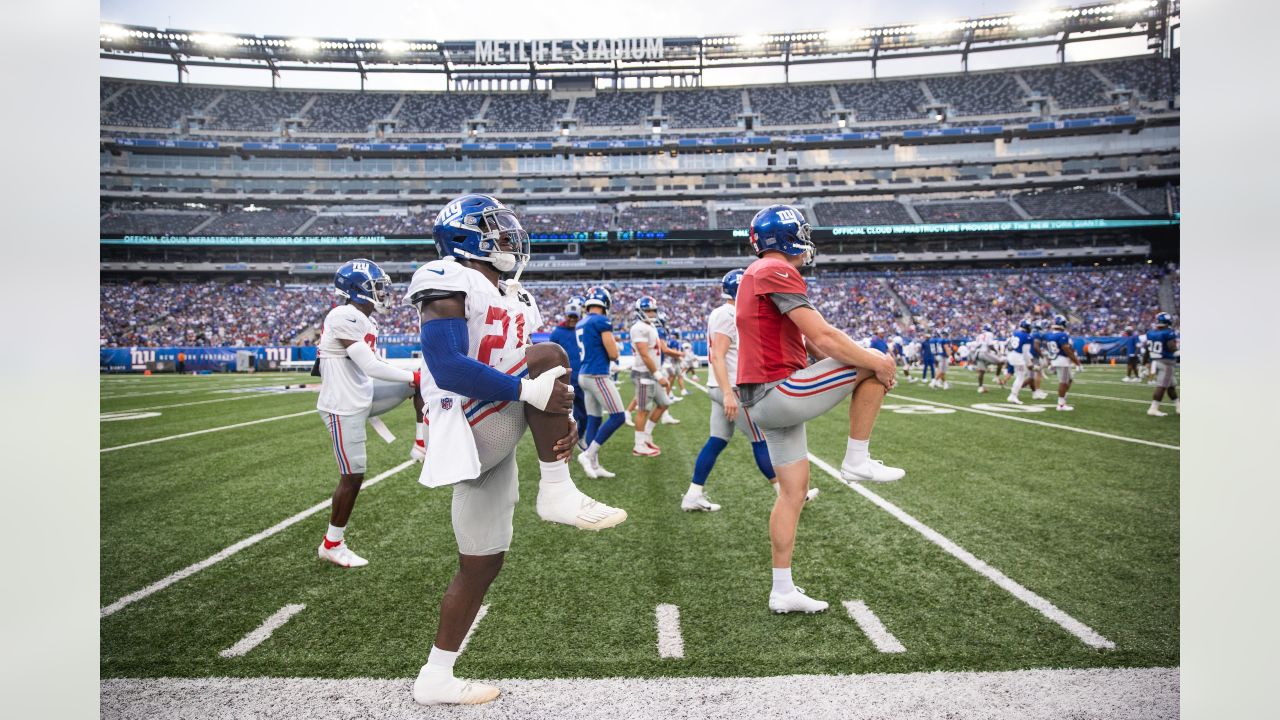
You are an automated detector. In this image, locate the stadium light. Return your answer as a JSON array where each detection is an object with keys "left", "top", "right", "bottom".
[
  {"left": 382, "top": 39, "right": 410, "bottom": 55},
  {"left": 736, "top": 34, "right": 767, "bottom": 49},
  {"left": 193, "top": 33, "right": 238, "bottom": 48},
  {"left": 289, "top": 37, "right": 320, "bottom": 53},
  {"left": 100, "top": 24, "right": 128, "bottom": 41},
  {"left": 822, "top": 28, "right": 862, "bottom": 44}
]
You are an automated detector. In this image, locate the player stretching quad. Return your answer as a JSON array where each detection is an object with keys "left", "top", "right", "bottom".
[
  {"left": 686, "top": 269, "right": 820, "bottom": 513},
  {"left": 1041, "top": 315, "right": 1083, "bottom": 411},
  {"left": 736, "top": 205, "right": 903, "bottom": 615},
  {"left": 1029, "top": 319, "right": 1050, "bottom": 400},
  {"left": 1145, "top": 312, "right": 1180, "bottom": 416},
  {"left": 1005, "top": 319, "right": 1034, "bottom": 404},
  {"left": 315, "top": 259, "right": 421, "bottom": 568},
  {"left": 548, "top": 295, "right": 589, "bottom": 447},
  {"left": 575, "top": 286, "right": 626, "bottom": 479},
  {"left": 629, "top": 296, "right": 673, "bottom": 456},
  {"left": 407, "top": 195, "right": 626, "bottom": 706},
  {"left": 928, "top": 329, "right": 952, "bottom": 389},
  {"left": 666, "top": 329, "right": 691, "bottom": 398},
  {"left": 920, "top": 328, "right": 938, "bottom": 386}
]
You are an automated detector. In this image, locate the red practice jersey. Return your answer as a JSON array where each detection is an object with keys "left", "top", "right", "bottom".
[{"left": 736, "top": 255, "right": 809, "bottom": 385}]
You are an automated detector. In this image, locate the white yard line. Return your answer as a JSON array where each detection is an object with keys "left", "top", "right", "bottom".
[
  {"left": 936, "top": 377, "right": 1174, "bottom": 406},
  {"left": 100, "top": 460, "right": 417, "bottom": 618},
  {"left": 101, "top": 392, "right": 285, "bottom": 415},
  {"left": 885, "top": 394, "right": 1179, "bottom": 451},
  {"left": 218, "top": 604, "right": 307, "bottom": 658},
  {"left": 100, "top": 667, "right": 1178, "bottom": 720},
  {"left": 458, "top": 605, "right": 490, "bottom": 655},
  {"left": 101, "top": 380, "right": 286, "bottom": 400},
  {"left": 808, "top": 453, "right": 1115, "bottom": 650},
  {"left": 842, "top": 600, "right": 906, "bottom": 653},
  {"left": 654, "top": 604, "right": 685, "bottom": 659},
  {"left": 100, "top": 410, "right": 316, "bottom": 453}
]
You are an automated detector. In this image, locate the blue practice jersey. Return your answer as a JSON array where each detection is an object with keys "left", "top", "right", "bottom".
[
  {"left": 1009, "top": 330, "right": 1032, "bottom": 354},
  {"left": 927, "top": 338, "right": 948, "bottom": 358},
  {"left": 1123, "top": 335, "right": 1139, "bottom": 357},
  {"left": 1042, "top": 330, "right": 1071, "bottom": 361},
  {"left": 668, "top": 338, "right": 682, "bottom": 353},
  {"left": 575, "top": 312, "right": 615, "bottom": 375},
  {"left": 870, "top": 337, "right": 889, "bottom": 354},
  {"left": 548, "top": 324, "right": 582, "bottom": 382},
  {"left": 1146, "top": 328, "right": 1178, "bottom": 360},
  {"left": 1029, "top": 330, "right": 1044, "bottom": 358}
]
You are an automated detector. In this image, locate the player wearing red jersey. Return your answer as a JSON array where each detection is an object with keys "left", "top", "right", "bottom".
[{"left": 736, "top": 205, "right": 904, "bottom": 614}]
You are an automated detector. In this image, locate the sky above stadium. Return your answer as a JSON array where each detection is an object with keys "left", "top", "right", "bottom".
[{"left": 100, "top": 0, "right": 1155, "bottom": 89}]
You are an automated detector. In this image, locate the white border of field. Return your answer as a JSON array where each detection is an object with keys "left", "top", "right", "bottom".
[
  {"left": 100, "top": 410, "right": 316, "bottom": 453},
  {"left": 101, "top": 667, "right": 1177, "bottom": 720}
]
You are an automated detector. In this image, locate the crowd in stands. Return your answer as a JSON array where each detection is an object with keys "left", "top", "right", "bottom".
[
  {"left": 813, "top": 200, "right": 915, "bottom": 226},
  {"left": 914, "top": 200, "right": 1021, "bottom": 223},
  {"left": 100, "top": 210, "right": 210, "bottom": 236},
  {"left": 101, "top": 264, "right": 1178, "bottom": 349},
  {"left": 617, "top": 204, "right": 709, "bottom": 230},
  {"left": 201, "top": 207, "right": 315, "bottom": 235},
  {"left": 102, "top": 53, "right": 1178, "bottom": 134},
  {"left": 1011, "top": 188, "right": 1138, "bottom": 220}
]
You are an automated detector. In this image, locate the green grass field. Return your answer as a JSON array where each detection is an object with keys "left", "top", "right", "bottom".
[{"left": 100, "top": 364, "right": 1178, "bottom": 682}]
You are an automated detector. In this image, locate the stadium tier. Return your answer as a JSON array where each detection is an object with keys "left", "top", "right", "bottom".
[
  {"left": 100, "top": 53, "right": 1177, "bottom": 137},
  {"left": 100, "top": 264, "right": 1178, "bottom": 348}
]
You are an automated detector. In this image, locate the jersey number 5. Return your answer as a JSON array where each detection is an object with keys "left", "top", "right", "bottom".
[{"left": 478, "top": 306, "right": 526, "bottom": 366}]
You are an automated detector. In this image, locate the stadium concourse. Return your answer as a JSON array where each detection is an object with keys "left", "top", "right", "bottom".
[{"left": 98, "top": 1, "right": 1181, "bottom": 717}]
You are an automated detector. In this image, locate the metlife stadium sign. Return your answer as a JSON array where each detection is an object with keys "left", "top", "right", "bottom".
[{"left": 473, "top": 37, "right": 665, "bottom": 64}]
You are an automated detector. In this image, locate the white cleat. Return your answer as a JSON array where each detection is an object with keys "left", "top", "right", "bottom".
[
  {"left": 592, "top": 463, "right": 616, "bottom": 478},
  {"left": 769, "top": 586, "right": 829, "bottom": 614},
  {"left": 624, "top": 414, "right": 635, "bottom": 427},
  {"left": 1147, "top": 407, "right": 1168, "bottom": 417},
  {"left": 681, "top": 494, "right": 722, "bottom": 512},
  {"left": 681, "top": 389, "right": 690, "bottom": 396},
  {"left": 942, "top": 382, "right": 951, "bottom": 390},
  {"left": 576, "top": 452, "right": 599, "bottom": 479},
  {"left": 1006, "top": 395, "right": 1023, "bottom": 405},
  {"left": 804, "top": 487, "right": 820, "bottom": 503},
  {"left": 660, "top": 413, "right": 680, "bottom": 424},
  {"left": 410, "top": 443, "right": 427, "bottom": 463},
  {"left": 318, "top": 540, "right": 368, "bottom": 568},
  {"left": 633, "top": 443, "right": 660, "bottom": 457},
  {"left": 412, "top": 667, "right": 500, "bottom": 706},
  {"left": 977, "top": 386, "right": 988, "bottom": 394},
  {"left": 1056, "top": 404, "right": 1074, "bottom": 411},
  {"left": 1032, "top": 390, "right": 1048, "bottom": 400},
  {"left": 537, "top": 487, "right": 627, "bottom": 531},
  {"left": 840, "top": 458, "right": 906, "bottom": 483}
]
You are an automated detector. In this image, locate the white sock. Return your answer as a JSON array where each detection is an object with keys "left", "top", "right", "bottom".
[
  {"left": 424, "top": 645, "right": 459, "bottom": 676},
  {"left": 1058, "top": 395, "right": 1067, "bottom": 406},
  {"left": 843, "top": 437, "right": 870, "bottom": 468},
  {"left": 635, "top": 430, "right": 647, "bottom": 445},
  {"left": 538, "top": 459, "right": 572, "bottom": 489},
  {"left": 1150, "top": 400, "right": 1160, "bottom": 411},
  {"left": 585, "top": 441, "right": 601, "bottom": 459},
  {"left": 686, "top": 483, "right": 703, "bottom": 497},
  {"left": 325, "top": 524, "right": 345, "bottom": 544},
  {"left": 1175, "top": 398, "right": 1180, "bottom": 411},
  {"left": 645, "top": 419, "right": 657, "bottom": 434},
  {"left": 772, "top": 567, "right": 795, "bottom": 595}
]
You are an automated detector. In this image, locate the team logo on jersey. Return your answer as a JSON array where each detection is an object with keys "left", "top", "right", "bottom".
[{"left": 440, "top": 397, "right": 454, "bottom": 410}]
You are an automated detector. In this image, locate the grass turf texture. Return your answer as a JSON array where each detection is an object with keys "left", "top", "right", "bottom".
[{"left": 100, "top": 366, "right": 1177, "bottom": 679}]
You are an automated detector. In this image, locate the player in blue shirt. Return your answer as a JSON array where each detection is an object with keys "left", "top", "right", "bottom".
[
  {"left": 1145, "top": 312, "right": 1179, "bottom": 416},
  {"left": 1028, "top": 319, "right": 1049, "bottom": 400},
  {"left": 920, "top": 328, "right": 937, "bottom": 385},
  {"left": 1006, "top": 319, "right": 1034, "bottom": 404},
  {"left": 928, "top": 329, "right": 952, "bottom": 390},
  {"left": 1121, "top": 326, "right": 1141, "bottom": 383},
  {"left": 869, "top": 328, "right": 890, "bottom": 355},
  {"left": 574, "top": 286, "right": 628, "bottom": 477},
  {"left": 1041, "top": 315, "right": 1083, "bottom": 411},
  {"left": 548, "top": 295, "right": 588, "bottom": 447}
]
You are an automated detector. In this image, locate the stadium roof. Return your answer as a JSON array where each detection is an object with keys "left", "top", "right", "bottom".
[{"left": 100, "top": 0, "right": 1178, "bottom": 84}]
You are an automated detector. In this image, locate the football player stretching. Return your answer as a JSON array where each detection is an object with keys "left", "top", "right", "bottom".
[
  {"left": 407, "top": 195, "right": 626, "bottom": 706},
  {"left": 629, "top": 296, "right": 674, "bottom": 455},
  {"left": 548, "top": 295, "right": 589, "bottom": 447},
  {"left": 315, "top": 259, "right": 421, "bottom": 568},
  {"left": 575, "top": 286, "right": 627, "bottom": 479},
  {"left": 1041, "top": 315, "right": 1083, "bottom": 411},
  {"left": 1145, "top": 312, "right": 1180, "bottom": 416},
  {"left": 736, "top": 205, "right": 903, "bottom": 615}
]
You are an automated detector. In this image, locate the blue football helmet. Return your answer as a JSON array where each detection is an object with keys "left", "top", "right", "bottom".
[
  {"left": 1052, "top": 314, "right": 1067, "bottom": 329},
  {"left": 334, "top": 258, "right": 392, "bottom": 312},
  {"left": 721, "top": 268, "right": 745, "bottom": 300},
  {"left": 432, "top": 194, "right": 529, "bottom": 274},
  {"left": 634, "top": 295, "right": 658, "bottom": 323},
  {"left": 1155, "top": 312, "right": 1172, "bottom": 327},
  {"left": 749, "top": 204, "right": 815, "bottom": 264},
  {"left": 982, "top": 323, "right": 993, "bottom": 333},
  {"left": 1019, "top": 319, "right": 1032, "bottom": 331},
  {"left": 564, "top": 295, "right": 586, "bottom": 319},
  {"left": 583, "top": 285, "right": 612, "bottom": 311}
]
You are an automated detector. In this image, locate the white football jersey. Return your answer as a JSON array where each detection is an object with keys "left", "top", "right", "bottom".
[
  {"left": 316, "top": 303, "right": 379, "bottom": 415},
  {"left": 408, "top": 257, "right": 543, "bottom": 389},
  {"left": 705, "top": 303, "right": 739, "bottom": 389},
  {"left": 976, "top": 330, "right": 996, "bottom": 352},
  {"left": 629, "top": 320, "right": 659, "bottom": 375}
]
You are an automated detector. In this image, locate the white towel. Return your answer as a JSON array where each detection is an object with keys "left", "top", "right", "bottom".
[{"left": 418, "top": 390, "right": 481, "bottom": 488}]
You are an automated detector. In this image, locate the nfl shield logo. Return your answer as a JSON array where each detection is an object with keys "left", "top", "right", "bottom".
[{"left": 440, "top": 397, "right": 454, "bottom": 410}]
